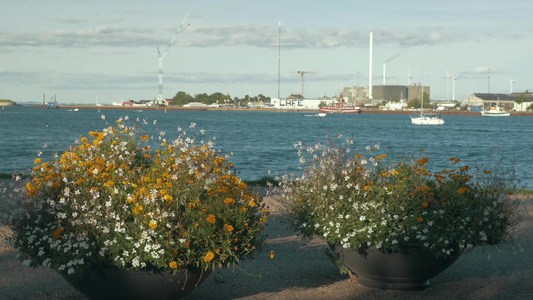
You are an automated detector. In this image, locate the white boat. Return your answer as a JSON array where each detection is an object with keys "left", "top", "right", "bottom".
[
  {"left": 410, "top": 114, "right": 444, "bottom": 125},
  {"left": 304, "top": 112, "right": 326, "bottom": 117},
  {"left": 481, "top": 105, "right": 510, "bottom": 117},
  {"left": 410, "top": 87, "right": 444, "bottom": 125}
]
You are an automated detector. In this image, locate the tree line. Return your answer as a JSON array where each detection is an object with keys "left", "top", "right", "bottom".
[{"left": 170, "top": 91, "right": 272, "bottom": 106}]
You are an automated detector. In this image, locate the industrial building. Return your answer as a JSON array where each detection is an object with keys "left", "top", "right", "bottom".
[
  {"left": 341, "top": 85, "right": 430, "bottom": 107},
  {"left": 461, "top": 92, "right": 533, "bottom": 111}
]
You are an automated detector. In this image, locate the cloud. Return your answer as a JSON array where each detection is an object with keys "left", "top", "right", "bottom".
[
  {"left": 476, "top": 66, "right": 492, "bottom": 73},
  {"left": 1, "top": 68, "right": 352, "bottom": 94},
  {"left": 0, "top": 23, "right": 478, "bottom": 50},
  {"left": 55, "top": 18, "right": 87, "bottom": 24}
]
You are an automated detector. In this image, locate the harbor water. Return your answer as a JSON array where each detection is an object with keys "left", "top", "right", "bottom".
[{"left": 1, "top": 106, "right": 532, "bottom": 189}]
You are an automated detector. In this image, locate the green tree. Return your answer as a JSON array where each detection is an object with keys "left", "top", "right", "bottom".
[
  {"left": 515, "top": 94, "right": 530, "bottom": 104},
  {"left": 195, "top": 93, "right": 209, "bottom": 104},
  {"left": 209, "top": 92, "right": 231, "bottom": 104},
  {"left": 257, "top": 94, "right": 270, "bottom": 103},
  {"left": 171, "top": 91, "right": 194, "bottom": 105},
  {"left": 408, "top": 92, "right": 430, "bottom": 109}
]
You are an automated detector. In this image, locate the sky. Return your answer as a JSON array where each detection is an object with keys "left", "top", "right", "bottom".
[{"left": 1, "top": 0, "right": 533, "bottom": 104}]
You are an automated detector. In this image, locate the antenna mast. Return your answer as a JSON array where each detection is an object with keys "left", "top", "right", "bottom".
[
  {"left": 278, "top": 21, "right": 281, "bottom": 99},
  {"left": 157, "top": 12, "right": 190, "bottom": 105}
]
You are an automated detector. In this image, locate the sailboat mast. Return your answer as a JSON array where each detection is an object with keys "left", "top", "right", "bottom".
[{"left": 421, "top": 86, "right": 424, "bottom": 116}]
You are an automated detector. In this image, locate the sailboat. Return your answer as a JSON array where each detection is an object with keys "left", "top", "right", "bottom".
[{"left": 410, "top": 87, "right": 444, "bottom": 125}]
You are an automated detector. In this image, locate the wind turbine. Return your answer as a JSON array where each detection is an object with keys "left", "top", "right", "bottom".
[
  {"left": 157, "top": 12, "right": 190, "bottom": 105},
  {"left": 510, "top": 78, "right": 515, "bottom": 94},
  {"left": 408, "top": 70, "right": 412, "bottom": 86}
]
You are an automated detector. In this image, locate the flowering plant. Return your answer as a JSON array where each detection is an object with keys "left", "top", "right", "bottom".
[
  {"left": 1, "top": 117, "right": 268, "bottom": 276},
  {"left": 270, "top": 137, "right": 523, "bottom": 259}
]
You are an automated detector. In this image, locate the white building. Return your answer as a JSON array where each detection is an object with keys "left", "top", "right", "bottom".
[
  {"left": 183, "top": 102, "right": 208, "bottom": 108},
  {"left": 271, "top": 96, "right": 335, "bottom": 110}
]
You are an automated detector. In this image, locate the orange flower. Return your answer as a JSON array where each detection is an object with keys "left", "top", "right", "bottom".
[
  {"left": 417, "top": 157, "right": 429, "bottom": 166},
  {"left": 224, "top": 224, "right": 234, "bottom": 232},
  {"left": 169, "top": 261, "right": 178, "bottom": 269},
  {"left": 149, "top": 221, "right": 158, "bottom": 229},
  {"left": 132, "top": 204, "right": 143, "bottom": 215},
  {"left": 422, "top": 202, "right": 429, "bottom": 208},
  {"left": 417, "top": 217, "right": 424, "bottom": 223},
  {"left": 206, "top": 214, "right": 216, "bottom": 224},
  {"left": 204, "top": 251, "right": 215, "bottom": 263},
  {"left": 223, "top": 197, "right": 235, "bottom": 205},
  {"left": 53, "top": 227, "right": 64, "bottom": 240}
]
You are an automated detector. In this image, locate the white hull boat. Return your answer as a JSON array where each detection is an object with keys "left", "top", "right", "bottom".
[
  {"left": 410, "top": 86, "right": 444, "bottom": 125},
  {"left": 481, "top": 105, "right": 510, "bottom": 117}
]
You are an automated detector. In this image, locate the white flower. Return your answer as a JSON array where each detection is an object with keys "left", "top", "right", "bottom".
[{"left": 132, "top": 257, "right": 140, "bottom": 268}]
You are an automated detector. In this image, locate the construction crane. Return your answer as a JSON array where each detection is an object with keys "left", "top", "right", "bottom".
[
  {"left": 297, "top": 71, "right": 316, "bottom": 97},
  {"left": 157, "top": 12, "right": 190, "bottom": 105}
]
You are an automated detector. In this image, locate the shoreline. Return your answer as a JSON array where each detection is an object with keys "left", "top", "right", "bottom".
[{"left": 21, "top": 104, "right": 533, "bottom": 116}]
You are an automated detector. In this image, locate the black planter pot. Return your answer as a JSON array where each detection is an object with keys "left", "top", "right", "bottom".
[
  {"left": 333, "top": 244, "right": 459, "bottom": 290},
  {"left": 63, "top": 266, "right": 211, "bottom": 300}
]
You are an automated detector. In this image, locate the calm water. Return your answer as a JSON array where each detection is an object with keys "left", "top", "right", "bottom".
[{"left": 1, "top": 106, "right": 532, "bottom": 188}]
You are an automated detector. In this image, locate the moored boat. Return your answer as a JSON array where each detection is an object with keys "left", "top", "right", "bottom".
[
  {"left": 319, "top": 102, "right": 361, "bottom": 114},
  {"left": 481, "top": 105, "right": 510, "bottom": 117}
]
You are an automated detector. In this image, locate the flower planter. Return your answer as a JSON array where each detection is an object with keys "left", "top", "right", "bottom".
[
  {"left": 333, "top": 244, "right": 459, "bottom": 290},
  {"left": 63, "top": 266, "right": 211, "bottom": 300}
]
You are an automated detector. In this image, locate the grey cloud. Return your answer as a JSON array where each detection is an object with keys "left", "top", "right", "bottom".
[
  {"left": 55, "top": 18, "right": 88, "bottom": 24},
  {"left": 1, "top": 23, "right": 477, "bottom": 49}
]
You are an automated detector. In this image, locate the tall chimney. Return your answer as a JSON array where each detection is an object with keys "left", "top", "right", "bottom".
[
  {"left": 369, "top": 32, "right": 373, "bottom": 100},
  {"left": 383, "top": 63, "right": 386, "bottom": 85}
]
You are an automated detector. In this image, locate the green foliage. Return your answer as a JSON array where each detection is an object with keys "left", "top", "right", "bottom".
[
  {"left": 514, "top": 94, "right": 530, "bottom": 104},
  {"left": 271, "top": 137, "right": 524, "bottom": 259},
  {"left": 170, "top": 91, "right": 194, "bottom": 105},
  {"left": 169, "top": 91, "right": 271, "bottom": 106}
]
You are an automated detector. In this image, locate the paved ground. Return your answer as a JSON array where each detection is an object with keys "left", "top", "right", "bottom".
[{"left": 1, "top": 181, "right": 532, "bottom": 299}]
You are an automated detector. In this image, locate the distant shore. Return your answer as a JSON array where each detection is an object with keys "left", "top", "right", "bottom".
[{"left": 30, "top": 104, "right": 533, "bottom": 116}]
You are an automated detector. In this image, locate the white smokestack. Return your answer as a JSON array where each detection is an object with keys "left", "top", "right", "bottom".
[
  {"left": 383, "top": 63, "right": 386, "bottom": 85},
  {"left": 369, "top": 32, "right": 373, "bottom": 100}
]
